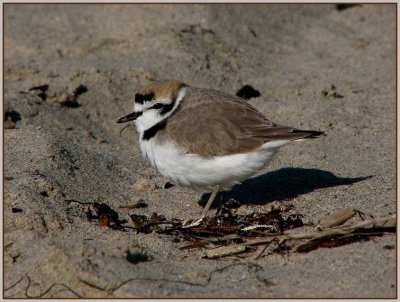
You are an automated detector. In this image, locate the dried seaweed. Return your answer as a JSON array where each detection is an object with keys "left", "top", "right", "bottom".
[
  {"left": 12, "top": 208, "right": 23, "bottom": 213},
  {"left": 91, "top": 202, "right": 122, "bottom": 229},
  {"left": 119, "top": 199, "right": 148, "bottom": 209},
  {"left": 67, "top": 197, "right": 395, "bottom": 259},
  {"left": 130, "top": 212, "right": 181, "bottom": 233},
  {"left": 66, "top": 199, "right": 125, "bottom": 230}
]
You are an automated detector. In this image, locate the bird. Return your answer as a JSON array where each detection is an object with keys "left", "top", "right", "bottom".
[{"left": 117, "top": 79, "right": 324, "bottom": 226}]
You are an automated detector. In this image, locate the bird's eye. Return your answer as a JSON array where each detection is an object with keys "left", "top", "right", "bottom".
[{"left": 152, "top": 103, "right": 164, "bottom": 110}]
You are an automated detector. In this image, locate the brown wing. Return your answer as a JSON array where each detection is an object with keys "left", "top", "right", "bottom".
[{"left": 164, "top": 88, "right": 323, "bottom": 157}]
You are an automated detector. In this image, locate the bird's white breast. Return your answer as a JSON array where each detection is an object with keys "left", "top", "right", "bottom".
[{"left": 139, "top": 137, "right": 290, "bottom": 191}]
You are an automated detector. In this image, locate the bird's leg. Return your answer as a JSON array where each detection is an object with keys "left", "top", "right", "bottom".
[
  {"left": 202, "top": 185, "right": 220, "bottom": 217},
  {"left": 182, "top": 185, "right": 220, "bottom": 228},
  {"left": 215, "top": 191, "right": 226, "bottom": 216}
]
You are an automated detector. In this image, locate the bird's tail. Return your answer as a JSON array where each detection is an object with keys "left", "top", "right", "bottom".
[{"left": 292, "top": 129, "right": 325, "bottom": 139}]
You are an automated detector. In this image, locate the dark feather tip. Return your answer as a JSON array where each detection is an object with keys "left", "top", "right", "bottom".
[{"left": 293, "top": 129, "right": 326, "bottom": 138}]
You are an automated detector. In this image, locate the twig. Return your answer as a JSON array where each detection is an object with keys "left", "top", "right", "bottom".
[
  {"left": 205, "top": 245, "right": 247, "bottom": 259},
  {"left": 110, "top": 262, "right": 263, "bottom": 294},
  {"left": 253, "top": 241, "right": 272, "bottom": 260},
  {"left": 25, "top": 276, "right": 82, "bottom": 298},
  {"left": 319, "top": 208, "right": 356, "bottom": 228},
  {"left": 202, "top": 214, "right": 396, "bottom": 258},
  {"left": 286, "top": 214, "right": 396, "bottom": 241},
  {"left": 5, "top": 276, "right": 25, "bottom": 292}
]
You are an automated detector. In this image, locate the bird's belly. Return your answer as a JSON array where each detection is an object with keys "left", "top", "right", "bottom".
[{"left": 140, "top": 139, "right": 285, "bottom": 191}]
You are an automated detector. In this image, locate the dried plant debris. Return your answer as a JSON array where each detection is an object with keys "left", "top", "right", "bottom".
[
  {"left": 236, "top": 85, "right": 261, "bottom": 100},
  {"left": 199, "top": 206, "right": 305, "bottom": 233},
  {"left": 207, "top": 213, "right": 395, "bottom": 258},
  {"left": 383, "top": 245, "right": 395, "bottom": 250},
  {"left": 90, "top": 202, "right": 123, "bottom": 230},
  {"left": 283, "top": 214, "right": 395, "bottom": 253},
  {"left": 4, "top": 110, "right": 21, "bottom": 123},
  {"left": 71, "top": 200, "right": 125, "bottom": 230},
  {"left": 67, "top": 197, "right": 395, "bottom": 259},
  {"left": 319, "top": 207, "right": 356, "bottom": 228},
  {"left": 336, "top": 4, "right": 361, "bottom": 11},
  {"left": 59, "top": 84, "right": 88, "bottom": 108},
  {"left": 119, "top": 199, "right": 148, "bottom": 209},
  {"left": 129, "top": 205, "right": 306, "bottom": 245},
  {"left": 154, "top": 207, "right": 393, "bottom": 259},
  {"left": 4, "top": 110, "right": 21, "bottom": 129},
  {"left": 130, "top": 212, "right": 181, "bottom": 233},
  {"left": 321, "top": 84, "right": 344, "bottom": 99},
  {"left": 221, "top": 198, "right": 241, "bottom": 209},
  {"left": 29, "top": 84, "right": 49, "bottom": 101}
]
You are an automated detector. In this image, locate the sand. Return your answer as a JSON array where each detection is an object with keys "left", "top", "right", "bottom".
[{"left": 4, "top": 4, "right": 396, "bottom": 298}]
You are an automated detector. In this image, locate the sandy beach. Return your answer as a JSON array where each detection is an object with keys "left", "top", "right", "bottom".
[{"left": 4, "top": 4, "right": 396, "bottom": 298}]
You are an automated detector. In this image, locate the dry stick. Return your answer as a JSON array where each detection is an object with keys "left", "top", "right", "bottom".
[
  {"left": 24, "top": 276, "right": 82, "bottom": 298},
  {"left": 203, "top": 214, "right": 396, "bottom": 258},
  {"left": 205, "top": 238, "right": 274, "bottom": 259},
  {"left": 180, "top": 234, "right": 241, "bottom": 250},
  {"left": 5, "top": 276, "right": 25, "bottom": 292},
  {"left": 319, "top": 207, "right": 356, "bottom": 228},
  {"left": 288, "top": 214, "right": 396, "bottom": 240},
  {"left": 205, "top": 245, "right": 247, "bottom": 259},
  {"left": 253, "top": 240, "right": 273, "bottom": 260}
]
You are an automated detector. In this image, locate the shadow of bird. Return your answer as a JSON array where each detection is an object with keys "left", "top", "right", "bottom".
[{"left": 199, "top": 168, "right": 373, "bottom": 207}]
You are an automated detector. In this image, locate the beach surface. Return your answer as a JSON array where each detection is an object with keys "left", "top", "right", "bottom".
[{"left": 4, "top": 4, "right": 396, "bottom": 298}]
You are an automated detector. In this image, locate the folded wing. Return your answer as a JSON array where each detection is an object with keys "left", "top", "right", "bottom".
[{"left": 164, "top": 89, "right": 324, "bottom": 157}]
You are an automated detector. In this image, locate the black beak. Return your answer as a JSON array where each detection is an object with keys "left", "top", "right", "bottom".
[{"left": 116, "top": 111, "right": 142, "bottom": 123}]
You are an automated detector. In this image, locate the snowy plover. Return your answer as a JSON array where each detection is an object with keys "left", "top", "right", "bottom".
[{"left": 117, "top": 80, "right": 324, "bottom": 224}]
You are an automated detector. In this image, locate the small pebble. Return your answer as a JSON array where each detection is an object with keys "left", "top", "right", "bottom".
[
  {"left": 47, "top": 91, "right": 57, "bottom": 98},
  {"left": 236, "top": 85, "right": 261, "bottom": 100},
  {"left": 126, "top": 247, "right": 151, "bottom": 264},
  {"left": 163, "top": 181, "right": 175, "bottom": 189},
  {"left": 133, "top": 179, "right": 156, "bottom": 192},
  {"left": 12, "top": 207, "right": 23, "bottom": 213}
]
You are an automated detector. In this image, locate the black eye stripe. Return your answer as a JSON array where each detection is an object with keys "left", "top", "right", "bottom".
[
  {"left": 151, "top": 103, "right": 164, "bottom": 110},
  {"left": 149, "top": 103, "right": 174, "bottom": 115},
  {"left": 160, "top": 103, "right": 174, "bottom": 115},
  {"left": 135, "top": 92, "right": 154, "bottom": 104}
]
